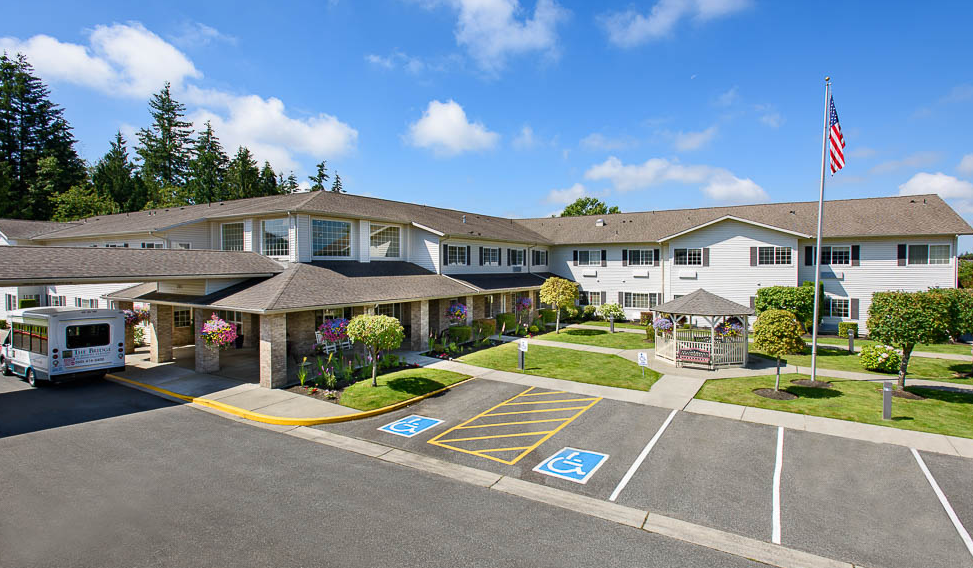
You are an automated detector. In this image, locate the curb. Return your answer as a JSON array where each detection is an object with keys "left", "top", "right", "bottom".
[{"left": 104, "top": 374, "right": 475, "bottom": 426}]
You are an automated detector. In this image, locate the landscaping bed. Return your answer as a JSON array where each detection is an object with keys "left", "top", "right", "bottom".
[
  {"left": 695, "top": 374, "right": 973, "bottom": 439},
  {"left": 422, "top": 339, "right": 503, "bottom": 360},
  {"left": 458, "top": 342, "right": 660, "bottom": 391},
  {"left": 287, "top": 366, "right": 470, "bottom": 411},
  {"left": 536, "top": 328, "right": 653, "bottom": 350},
  {"left": 750, "top": 348, "right": 972, "bottom": 384}
]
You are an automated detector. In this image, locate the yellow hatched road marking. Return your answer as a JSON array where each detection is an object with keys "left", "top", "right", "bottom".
[
  {"left": 477, "top": 446, "right": 532, "bottom": 453},
  {"left": 454, "top": 418, "right": 567, "bottom": 429},
  {"left": 502, "top": 397, "right": 601, "bottom": 406},
  {"left": 515, "top": 390, "right": 566, "bottom": 397},
  {"left": 435, "top": 430, "right": 555, "bottom": 443},
  {"left": 483, "top": 406, "right": 589, "bottom": 417}
]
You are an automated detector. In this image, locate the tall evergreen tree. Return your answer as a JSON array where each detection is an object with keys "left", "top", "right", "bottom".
[
  {"left": 308, "top": 160, "right": 329, "bottom": 191},
  {"left": 330, "top": 172, "right": 343, "bottom": 193},
  {"left": 185, "top": 121, "right": 229, "bottom": 203},
  {"left": 136, "top": 82, "right": 194, "bottom": 201},
  {"left": 277, "top": 171, "right": 299, "bottom": 193},
  {"left": 258, "top": 161, "right": 280, "bottom": 196},
  {"left": 225, "top": 146, "right": 260, "bottom": 200},
  {"left": 92, "top": 131, "right": 141, "bottom": 211},
  {"left": 0, "top": 53, "right": 85, "bottom": 219}
]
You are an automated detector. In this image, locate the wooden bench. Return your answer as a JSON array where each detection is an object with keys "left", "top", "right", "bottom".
[{"left": 677, "top": 348, "right": 712, "bottom": 365}]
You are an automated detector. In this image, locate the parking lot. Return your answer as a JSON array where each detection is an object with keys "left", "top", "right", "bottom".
[{"left": 321, "top": 377, "right": 973, "bottom": 568}]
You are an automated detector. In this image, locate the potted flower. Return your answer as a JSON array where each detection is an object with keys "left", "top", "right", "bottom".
[
  {"left": 446, "top": 303, "right": 467, "bottom": 325},
  {"left": 653, "top": 317, "right": 674, "bottom": 336},
  {"left": 200, "top": 313, "right": 238, "bottom": 350},
  {"left": 122, "top": 308, "right": 148, "bottom": 327}
]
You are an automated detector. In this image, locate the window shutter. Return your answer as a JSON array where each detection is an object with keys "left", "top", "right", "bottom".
[
  {"left": 601, "top": 291, "right": 607, "bottom": 304},
  {"left": 750, "top": 247, "right": 758, "bottom": 266},
  {"left": 443, "top": 244, "right": 449, "bottom": 266},
  {"left": 618, "top": 291, "right": 624, "bottom": 305},
  {"left": 508, "top": 249, "right": 512, "bottom": 265},
  {"left": 601, "top": 249, "right": 607, "bottom": 267},
  {"left": 479, "top": 247, "right": 484, "bottom": 266},
  {"left": 572, "top": 250, "right": 578, "bottom": 266},
  {"left": 821, "top": 246, "right": 831, "bottom": 265},
  {"left": 466, "top": 245, "right": 471, "bottom": 265},
  {"left": 523, "top": 248, "right": 527, "bottom": 266},
  {"left": 622, "top": 249, "right": 628, "bottom": 266},
  {"left": 805, "top": 246, "right": 814, "bottom": 266},
  {"left": 851, "top": 245, "right": 860, "bottom": 267},
  {"left": 654, "top": 249, "right": 660, "bottom": 267},
  {"left": 749, "top": 296, "right": 756, "bottom": 309},
  {"left": 498, "top": 248, "right": 503, "bottom": 266},
  {"left": 702, "top": 248, "right": 710, "bottom": 267},
  {"left": 897, "top": 244, "right": 907, "bottom": 266},
  {"left": 850, "top": 298, "right": 859, "bottom": 320}
]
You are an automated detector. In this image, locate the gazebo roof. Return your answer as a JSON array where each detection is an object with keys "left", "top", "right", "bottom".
[{"left": 654, "top": 289, "right": 755, "bottom": 317}]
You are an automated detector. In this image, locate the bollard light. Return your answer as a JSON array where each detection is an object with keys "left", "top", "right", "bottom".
[
  {"left": 882, "top": 381, "right": 892, "bottom": 420},
  {"left": 848, "top": 328, "right": 854, "bottom": 353}
]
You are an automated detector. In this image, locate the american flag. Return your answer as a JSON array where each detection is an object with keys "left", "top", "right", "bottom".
[{"left": 829, "top": 95, "right": 845, "bottom": 174}]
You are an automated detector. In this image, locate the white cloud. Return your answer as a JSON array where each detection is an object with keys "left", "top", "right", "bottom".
[
  {"left": 870, "top": 151, "right": 942, "bottom": 175},
  {"left": 579, "top": 132, "right": 636, "bottom": 151},
  {"left": 584, "top": 156, "right": 767, "bottom": 203},
  {"left": 512, "top": 126, "right": 537, "bottom": 150},
  {"left": 716, "top": 86, "right": 738, "bottom": 107},
  {"left": 600, "top": 0, "right": 751, "bottom": 48},
  {"left": 957, "top": 154, "right": 973, "bottom": 176},
  {"left": 406, "top": 99, "right": 499, "bottom": 156},
  {"left": 847, "top": 147, "right": 877, "bottom": 159},
  {"left": 168, "top": 22, "right": 237, "bottom": 48},
  {"left": 898, "top": 172, "right": 973, "bottom": 200},
  {"left": 943, "top": 84, "right": 973, "bottom": 104},
  {"left": 753, "top": 104, "right": 783, "bottom": 128},
  {"left": 673, "top": 125, "right": 717, "bottom": 151},
  {"left": 545, "top": 182, "right": 587, "bottom": 204},
  {"left": 365, "top": 53, "right": 395, "bottom": 69},
  {"left": 364, "top": 49, "right": 458, "bottom": 74}
]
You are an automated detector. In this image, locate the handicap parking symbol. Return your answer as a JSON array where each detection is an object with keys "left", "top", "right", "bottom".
[
  {"left": 378, "top": 415, "right": 444, "bottom": 438},
  {"left": 533, "top": 447, "right": 609, "bottom": 484}
]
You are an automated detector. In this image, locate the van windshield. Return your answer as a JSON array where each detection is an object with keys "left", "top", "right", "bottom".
[{"left": 66, "top": 324, "right": 110, "bottom": 349}]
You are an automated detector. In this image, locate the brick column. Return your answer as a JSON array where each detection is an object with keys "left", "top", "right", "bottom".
[
  {"left": 464, "top": 295, "right": 474, "bottom": 325},
  {"left": 408, "top": 300, "right": 428, "bottom": 351},
  {"left": 117, "top": 301, "right": 135, "bottom": 354},
  {"left": 149, "top": 304, "right": 173, "bottom": 363},
  {"left": 259, "top": 313, "right": 287, "bottom": 388},
  {"left": 194, "top": 308, "right": 220, "bottom": 374},
  {"left": 286, "top": 311, "right": 317, "bottom": 359},
  {"left": 241, "top": 313, "right": 257, "bottom": 348}
]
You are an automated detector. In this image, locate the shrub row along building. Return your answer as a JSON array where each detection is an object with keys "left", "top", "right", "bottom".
[{"left": 0, "top": 190, "right": 968, "bottom": 388}]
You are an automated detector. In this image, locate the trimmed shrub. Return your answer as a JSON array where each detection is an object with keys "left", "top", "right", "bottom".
[
  {"left": 18, "top": 298, "right": 38, "bottom": 309},
  {"left": 539, "top": 309, "right": 556, "bottom": 324},
  {"left": 639, "top": 312, "right": 653, "bottom": 326},
  {"left": 645, "top": 325, "right": 654, "bottom": 340},
  {"left": 598, "top": 302, "right": 625, "bottom": 322},
  {"left": 559, "top": 306, "right": 579, "bottom": 321},
  {"left": 837, "top": 322, "right": 858, "bottom": 338},
  {"left": 0, "top": 319, "right": 7, "bottom": 330},
  {"left": 446, "top": 325, "right": 472, "bottom": 343},
  {"left": 859, "top": 344, "right": 901, "bottom": 373},
  {"left": 496, "top": 312, "right": 518, "bottom": 334},
  {"left": 472, "top": 318, "right": 496, "bottom": 339},
  {"left": 531, "top": 317, "right": 544, "bottom": 329},
  {"left": 582, "top": 305, "right": 598, "bottom": 320},
  {"left": 528, "top": 325, "right": 540, "bottom": 335}
]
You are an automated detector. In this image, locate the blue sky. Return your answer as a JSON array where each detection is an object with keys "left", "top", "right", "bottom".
[{"left": 3, "top": 1, "right": 972, "bottom": 250}]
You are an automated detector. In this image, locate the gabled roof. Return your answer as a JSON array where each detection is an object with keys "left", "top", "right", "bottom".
[
  {"left": 515, "top": 194, "right": 973, "bottom": 244},
  {"left": 654, "top": 289, "right": 754, "bottom": 317},
  {"left": 0, "top": 218, "right": 78, "bottom": 240}
]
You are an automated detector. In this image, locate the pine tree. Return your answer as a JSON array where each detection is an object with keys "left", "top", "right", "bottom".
[
  {"left": 136, "top": 82, "right": 194, "bottom": 198},
  {"left": 330, "top": 172, "right": 343, "bottom": 193},
  {"left": 185, "top": 121, "right": 229, "bottom": 204},
  {"left": 277, "top": 171, "right": 299, "bottom": 193},
  {"left": 258, "top": 161, "right": 279, "bottom": 196},
  {"left": 308, "top": 160, "right": 329, "bottom": 191},
  {"left": 0, "top": 53, "right": 85, "bottom": 219},
  {"left": 225, "top": 146, "right": 260, "bottom": 200},
  {"left": 92, "top": 131, "right": 141, "bottom": 211}
]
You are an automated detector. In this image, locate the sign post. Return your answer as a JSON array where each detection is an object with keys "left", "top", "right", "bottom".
[
  {"left": 518, "top": 338, "right": 528, "bottom": 370},
  {"left": 637, "top": 352, "right": 648, "bottom": 379},
  {"left": 882, "top": 381, "right": 892, "bottom": 420}
]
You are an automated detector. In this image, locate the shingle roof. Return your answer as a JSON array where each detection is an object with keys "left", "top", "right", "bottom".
[
  {"left": 515, "top": 194, "right": 973, "bottom": 244},
  {"left": 448, "top": 272, "right": 552, "bottom": 292},
  {"left": 0, "top": 246, "right": 283, "bottom": 285},
  {"left": 0, "top": 219, "right": 77, "bottom": 240},
  {"left": 654, "top": 289, "right": 754, "bottom": 317}
]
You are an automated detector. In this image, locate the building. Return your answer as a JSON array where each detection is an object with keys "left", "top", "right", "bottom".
[{"left": 0, "top": 191, "right": 968, "bottom": 388}]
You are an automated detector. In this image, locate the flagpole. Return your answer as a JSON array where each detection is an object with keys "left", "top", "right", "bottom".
[{"left": 810, "top": 77, "right": 831, "bottom": 383}]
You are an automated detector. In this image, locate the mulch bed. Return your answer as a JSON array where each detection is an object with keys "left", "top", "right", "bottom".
[
  {"left": 791, "top": 379, "right": 833, "bottom": 388},
  {"left": 423, "top": 340, "right": 502, "bottom": 361},
  {"left": 286, "top": 364, "right": 421, "bottom": 403},
  {"left": 753, "top": 388, "right": 798, "bottom": 400},
  {"left": 884, "top": 388, "right": 926, "bottom": 400}
]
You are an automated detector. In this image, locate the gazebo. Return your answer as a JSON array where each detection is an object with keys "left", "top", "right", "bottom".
[{"left": 653, "top": 289, "right": 754, "bottom": 370}]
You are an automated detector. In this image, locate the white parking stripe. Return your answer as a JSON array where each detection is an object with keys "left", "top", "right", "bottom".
[
  {"left": 911, "top": 448, "right": 973, "bottom": 558},
  {"left": 772, "top": 426, "right": 783, "bottom": 545},
  {"left": 609, "top": 409, "right": 678, "bottom": 502}
]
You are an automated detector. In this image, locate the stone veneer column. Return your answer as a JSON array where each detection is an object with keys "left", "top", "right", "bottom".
[
  {"left": 149, "top": 304, "right": 173, "bottom": 363},
  {"left": 259, "top": 313, "right": 288, "bottom": 388},
  {"left": 408, "top": 301, "right": 424, "bottom": 351},
  {"left": 194, "top": 308, "right": 220, "bottom": 374},
  {"left": 117, "top": 301, "right": 135, "bottom": 354},
  {"left": 241, "top": 313, "right": 257, "bottom": 348},
  {"left": 464, "top": 295, "right": 474, "bottom": 325}
]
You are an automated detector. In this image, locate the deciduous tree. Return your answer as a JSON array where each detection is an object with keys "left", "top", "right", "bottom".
[
  {"left": 560, "top": 197, "right": 620, "bottom": 217},
  {"left": 539, "top": 276, "right": 579, "bottom": 333},
  {"left": 755, "top": 285, "right": 816, "bottom": 332},
  {"left": 867, "top": 291, "right": 951, "bottom": 389},
  {"left": 752, "top": 309, "right": 805, "bottom": 391},
  {"left": 346, "top": 315, "right": 405, "bottom": 387}
]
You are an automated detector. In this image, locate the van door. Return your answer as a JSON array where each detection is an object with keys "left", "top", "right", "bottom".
[{"left": 60, "top": 321, "right": 114, "bottom": 372}]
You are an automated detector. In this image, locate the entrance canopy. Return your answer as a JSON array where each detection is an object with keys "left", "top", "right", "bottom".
[{"left": 654, "top": 289, "right": 754, "bottom": 370}]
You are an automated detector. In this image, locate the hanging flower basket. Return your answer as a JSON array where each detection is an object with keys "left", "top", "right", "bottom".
[
  {"left": 653, "top": 317, "right": 673, "bottom": 333},
  {"left": 515, "top": 296, "right": 532, "bottom": 313},
  {"left": 123, "top": 308, "right": 148, "bottom": 327},
  {"left": 715, "top": 321, "right": 744, "bottom": 339},
  {"left": 318, "top": 318, "right": 349, "bottom": 343},
  {"left": 200, "top": 314, "right": 238, "bottom": 350},
  {"left": 446, "top": 303, "right": 467, "bottom": 325}
]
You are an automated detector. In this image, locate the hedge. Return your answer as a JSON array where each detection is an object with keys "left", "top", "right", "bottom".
[
  {"left": 18, "top": 298, "right": 38, "bottom": 309},
  {"left": 472, "top": 318, "right": 496, "bottom": 338},
  {"left": 837, "top": 322, "right": 858, "bottom": 338},
  {"left": 538, "top": 309, "right": 556, "bottom": 324},
  {"left": 496, "top": 312, "right": 518, "bottom": 333},
  {"left": 446, "top": 325, "right": 472, "bottom": 343}
]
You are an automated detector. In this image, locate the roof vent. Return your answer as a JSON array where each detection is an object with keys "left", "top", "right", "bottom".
[
  {"left": 595, "top": 218, "right": 605, "bottom": 227},
  {"left": 462, "top": 214, "right": 467, "bottom": 223}
]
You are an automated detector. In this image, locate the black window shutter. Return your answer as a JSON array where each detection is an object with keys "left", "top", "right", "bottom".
[
  {"left": 523, "top": 249, "right": 527, "bottom": 266},
  {"left": 851, "top": 245, "right": 860, "bottom": 267},
  {"left": 850, "top": 298, "right": 859, "bottom": 320},
  {"left": 749, "top": 296, "right": 756, "bottom": 309},
  {"left": 805, "top": 246, "right": 813, "bottom": 266},
  {"left": 498, "top": 248, "right": 503, "bottom": 266},
  {"left": 654, "top": 249, "right": 660, "bottom": 266},
  {"left": 443, "top": 244, "right": 449, "bottom": 266},
  {"left": 466, "top": 245, "right": 471, "bottom": 265},
  {"left": 897, "top": 244, "right": 907, "bottom": 266},
  {"left": 601, "top": 291, "right": 607, "bottom": 304},
  {"left": 622, "top": 249, "right": 628, "bottom": 266},
  {"left": 479, "top": 246, "right": 483, "bottom": 266},
  {"left": 618, "top": 291, "right": 624, "bottom": 305},
  {"left": 507, "top": 249, "right": 511, "bottom": 265},
  {"left": 601, "top": 249, "right": 607, "bottom": 267},
  {"left": 572, "top": 250, "right": 578, "bottom": 266},
  {"left": 750, "top": 247, "right": 758, "bottom": 266},
  {"left": 702, "top": 248, "right": 710, "bottom": 267}
]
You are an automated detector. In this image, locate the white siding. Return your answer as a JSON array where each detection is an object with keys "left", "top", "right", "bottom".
[
  {"left": 288, "top": 215, "right": 298, "bottom": 262},
  {"left": 35, "top": 236, "right": 165, "bottom": 249},
  {"left": 244, "top": 219, "right": 254, "bottom": 252},
  {"left": 49, "top": 283, "right": 133, "bottom": 309},
  {"left": 296, "top": 214, "right": 311, "bottom": 262},
  {"left": 158, "top": 280, "right": 206, "bottom": 296},
  {"left": 359, "top": 220, "right": 370, "bottom": 263},
  {"left": 205, "top": 278, "right": 246, "bottom": 295},
  {"left": 408, "top": 226, "right": 439, "bottom": 272},
  {"left": 441, "top": 239, "right": 545, "bottom": 276},
  {"left": 163, "top": 221, "right": 211, "bottom": 250}
]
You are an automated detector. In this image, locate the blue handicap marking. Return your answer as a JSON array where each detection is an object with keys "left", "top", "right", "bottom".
[
  {"left": 378, "top": 415, "right": 444, "bottom": 438},
  {"left": 533, "top": 447, "right": 609, "bottom": 484}
]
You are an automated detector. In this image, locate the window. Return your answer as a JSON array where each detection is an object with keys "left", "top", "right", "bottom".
[
  {"left": 622, "top": 292, "right": 660, "bottom": 309},
  {"left": 74, "top": 298, "right": 98, "bottom": 308},
  {"left": 141, "top": 242, "right": 164, "bottom": 249},
  {"left": 375, "top": 303, "right": 402, "bottom": 320},
  {"left": 21, "top": 294, "right": 40, "bottom": 305},
  {"left": 674, "top": 248, "right": 702, "bottom": 266},
  {"left": 485, "top": 295, "right": 497, "bottom": 318},
  {"left": 66, "top": 323, "right": 110, "bottom": 349},
  {"left": 909, "top": 244, "right": 950, "bottom": 265},
  {"left": 47, "top": 295, "right": 65, "bottom": 307},
  {"left": 222, "top": 222, "right": 245, "bottom": 251},
  {"left": 577, "top": 249, "right": 600, "bottom": 266},
  {"left": 262, "top": 219, "right": 289, "bottom": 257},
  {"left": 173, "top": 309, "right": 192, "bottom": 328},
  {"left": 510, "top": 249, "right": 525, "bottom": 266},
  {"left": 5, "top": 294, "right": 15, "bottom": 311},
  {"left": 532, "top": 250, "right": 548, "bottom": 266},
  {"left": 628, "top": 249, "right": 655, "bottom": 266},
  {"left": 827, "top": 298, "right": 849, "bottom": 318},
  {"left": 312, "top": 219, "right": 352, "bottom": 257},
  {"left": 104, "top": 243, "right": 128, "bottom": 248},
  {"left": 482, "top": 247, "right": 500, "bottom": 266},
  {"left": 215, "top": 310, "right": 242, "bottom": 325},
  {"left": 581, "top": 291, "right": 603, "bottom": 306},
  {"left": 369, "top": 224, "right": 400, "bottom": 258},
  {"left": 177, "top": 243, "right": 192, "bottom": 250},
  {"left": 315, "top": 307, "right": 353, "bottom": 329},
  {"left": 758, "top": 246, "right": 792, "bottom": 265},
  {"left": 447, "top": 245, "right": 468, "bottom": 265}
]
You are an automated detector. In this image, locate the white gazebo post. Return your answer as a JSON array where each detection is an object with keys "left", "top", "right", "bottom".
[{"left": 709, "top": 316, "right": 716, "bottom": 371}]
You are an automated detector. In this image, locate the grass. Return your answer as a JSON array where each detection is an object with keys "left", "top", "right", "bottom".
[
  {"left": 536, "top": 328, "right": 653, "bottom": 350},
  {"left": 750, "top": 347, "right": 972, "bottom": 385},
  {"left": 576, "top": 320, "right": 647, "bottom": 330},
  {"left": 339, "top": 368, "right": 470, "bottom": 411},
  {"left": 695, "top": 374, "right": 973, "bottom": 439},
  {"left": 459, "top": 342, "right": 660, "bottom": 391},
  {"left": 812, "top": 336, "right": 973, "bottom": 356}
]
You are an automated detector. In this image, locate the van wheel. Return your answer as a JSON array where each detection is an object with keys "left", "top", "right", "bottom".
[
  {"left": 1, "top": 360, "right": 10, "bottom": 376},
  {"left": 26, "top": 369, "right": 38, "bottom": 388}
]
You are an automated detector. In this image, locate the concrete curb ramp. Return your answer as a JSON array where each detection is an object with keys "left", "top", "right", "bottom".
[{"left": 105, "top": 374, "right": 474, "bottom": 426}]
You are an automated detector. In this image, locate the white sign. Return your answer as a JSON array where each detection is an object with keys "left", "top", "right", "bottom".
[
  {"left": 637, "top": 352, "right": 648, "bottom": 367},
  {"left": 519, "top": 339, "right": 529, "bottom": 352}
]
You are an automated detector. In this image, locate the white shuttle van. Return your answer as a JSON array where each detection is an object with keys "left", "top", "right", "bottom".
[{"left": 1, "top": 308, "right": 126, "bottom": 387}]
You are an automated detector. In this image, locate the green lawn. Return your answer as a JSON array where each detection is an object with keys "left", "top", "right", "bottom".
[
  {"left": 696, "top": 374, "right": 973, "bottom": 439},
  {"left": 459, "top": 342, "right": 660, "bottom": 391},
  {"left": 750, "top": 347, "right": 972, "bottom": 385},
  {"left": 536, "top": 328, "right": 653, "bottom": 350},
  {"left": 576, "top": 320, "right": 647, "bottom": 330},
  {"left": 812, "top": 336, "right": 973, "bottom": 356},
  {"left": 339, "top": 368, "right": 470, "bottom": 411}
]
